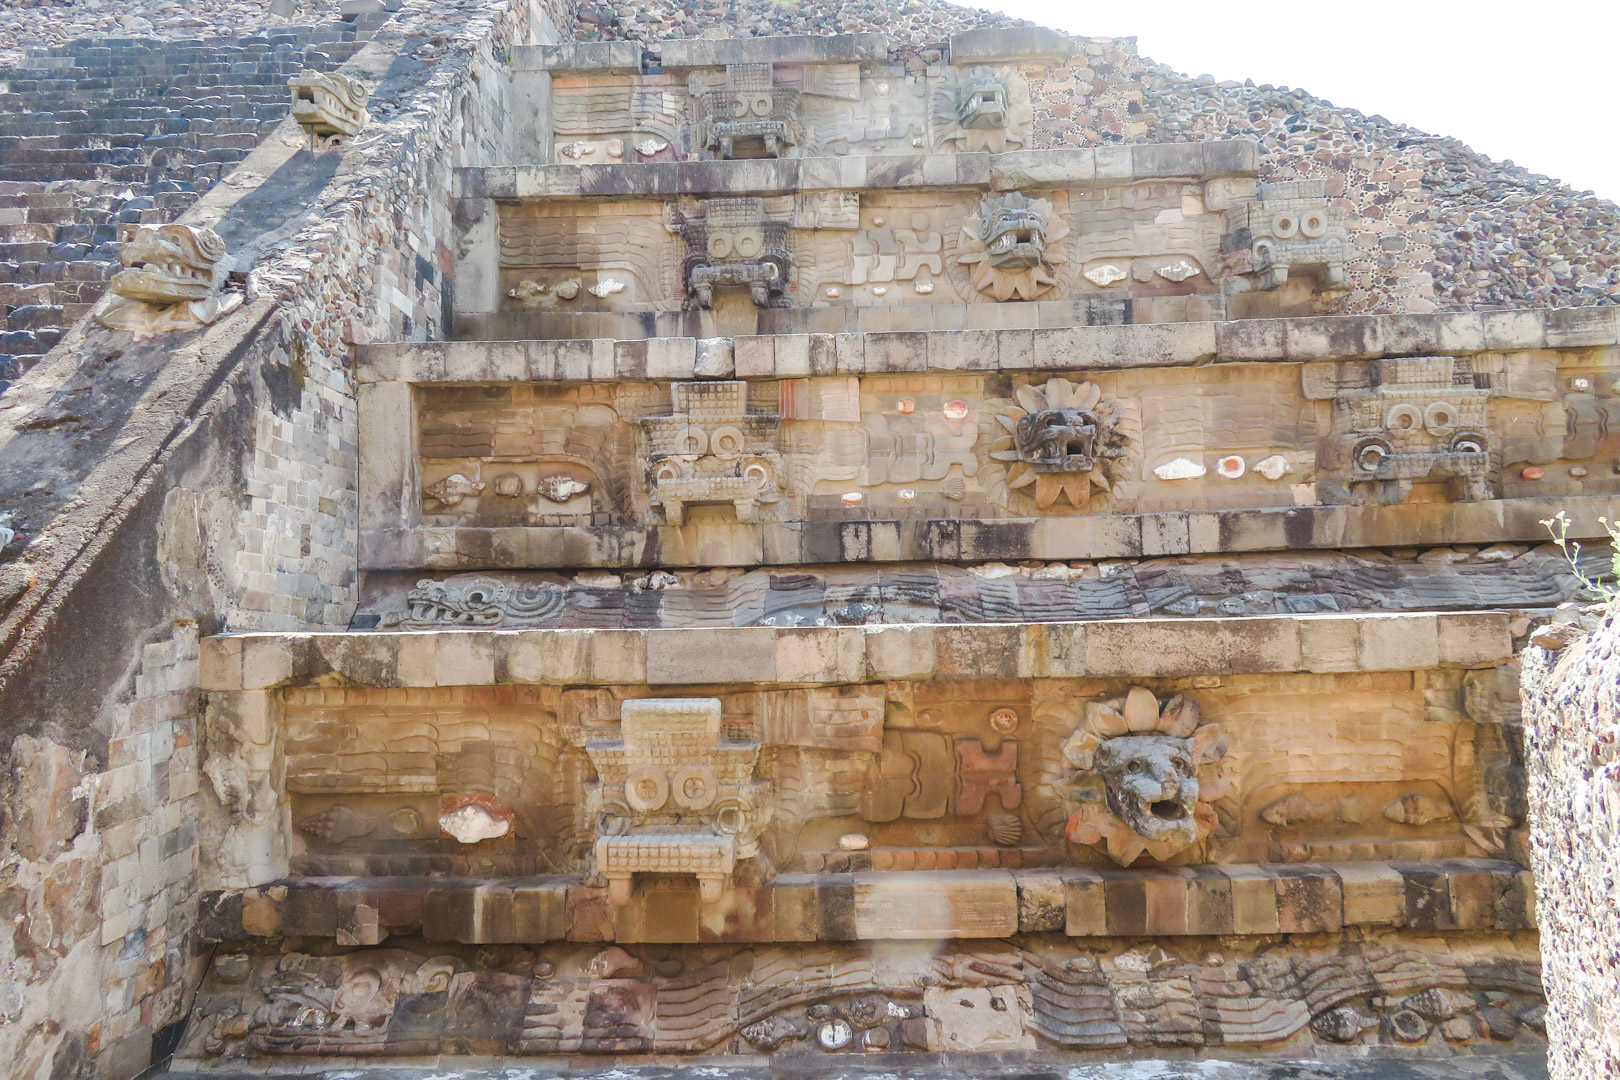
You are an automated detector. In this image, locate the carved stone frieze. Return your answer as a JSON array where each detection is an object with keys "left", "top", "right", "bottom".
[
  {"left": 585, "top": 698, "right": 772, "bottom": 904},
  {"left": 640, "top": 380, "right": 784, "bottom": 525},
  {"left": 288, "top": 69, "right": 369, "bottom": 142},
  {"left": 1221, "top": 179, "right": 1350, "bottom": 292},
  {"left": 1307, "top": 355, "right": 1498, "bottom": 505},
  {"left": 930, "top": 65, "right": 1032, "bottom": 154},
  {"left": 1059, "top": 687, "right": 1232, "bottom": 865},
  {"left": 379, "top": 576, "right": 566, "bottom": 628},
  {"left": 675, "top": 197, "right": 794, "bottom": 308},
  {"left": 690, "top": 64, "right": 803, "bottom": 159},
  {"left": 181, "top": 938, "right": 1546, "bottom": 1060},
  {"left": 96, "top": 223, "right": 243, "bottom": 332},
  {"left": 956, "top": 192, "right": 1070, "bottom": 301},
  {"left": 988, "top": 378, "right": 1132, "bottom": 510}
]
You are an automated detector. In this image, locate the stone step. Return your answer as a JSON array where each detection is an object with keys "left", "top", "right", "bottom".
[{"left": 203, "top": 859, "right": 1535, "bottom": 945}]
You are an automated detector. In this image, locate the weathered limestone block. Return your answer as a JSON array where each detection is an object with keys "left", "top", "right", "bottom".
[{"left": 1222, "top": 179, "right": 1351, "bottom": 292}]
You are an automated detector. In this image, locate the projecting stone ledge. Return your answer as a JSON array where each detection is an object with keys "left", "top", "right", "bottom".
[
  {"left": 200, "top": 859, "right": 1533, "bottom": 944},
  {"left": 358, "top": 494, "right": 1615, "bottom": 570},
  {"left": 359, "top": 305, "right": 1620, "bottom": 382},
  {"left": 455, "top": 141, "right": 1260, "bottom": 199},
  {"left": 198, "top": 610, "right": 1511, "bottom": 691}
]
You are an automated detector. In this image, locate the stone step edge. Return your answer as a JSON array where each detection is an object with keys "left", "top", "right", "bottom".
[
  {"left": 199, "top": 610, "right": 1512, "bottom": 692},
  {"left": 354, "top": 305, "right": 1620, "bottom": 384},
  {"left": 456, "top": 141, "right": 1260, "bottom": 199},
  {"left": 201, "top": 858, "right": 1534, "bottom": 945},
  {"left": 358, "top": 494, "right": 1617, "bottom": 572}
]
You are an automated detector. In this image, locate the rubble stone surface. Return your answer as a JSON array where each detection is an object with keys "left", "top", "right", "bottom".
[{"left": 1522, "top": 611, "right": 1620, "bottom": 1076}]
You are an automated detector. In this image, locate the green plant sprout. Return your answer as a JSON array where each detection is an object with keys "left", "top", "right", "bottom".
[{"left": 1542, "top": 510, "right": 1620, "bottom": 606}]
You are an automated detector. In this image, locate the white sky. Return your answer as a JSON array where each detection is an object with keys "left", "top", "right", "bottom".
[{"left": 977, "top": 0, "right": 1620, "bottom": 203}]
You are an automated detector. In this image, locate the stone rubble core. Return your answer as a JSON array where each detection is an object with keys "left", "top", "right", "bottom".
[{"left": 0, "top": 8, "right": 1613, "bottom": 1079}]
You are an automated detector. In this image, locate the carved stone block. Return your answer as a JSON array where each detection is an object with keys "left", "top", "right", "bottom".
[
  {"left": 585, "top": 698, "right": 772, "bottom": 905},
  {"left": 1221, "top": 179, "right": 1351, "bottom": 291},
  {"left": 691, "top": 64, "right": 803, "bottom": 160},
  {"left": 640, "top": 380, "right": 784, "bottom": 525},
  {"left": 288, "top": 70, "right": 369, "bottom": 142},
  {"left": 676, "top": 197, "right": 794, "bottom": 308},
  {"left": 96, "top": 223, "right": 243, "bottom": 332}
]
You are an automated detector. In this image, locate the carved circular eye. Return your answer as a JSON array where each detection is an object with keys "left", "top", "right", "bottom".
[
  {"left": 733, "top": 231, "right": 762, "bottom": 258},
  {"left": 710, "top": 424, "right": 746, "bottom": 458},
  {"left": 625, "top": 767, "right": 669, "bottom": 812},
  {"left": 672, "top": 425, "right": 709, "bottom": 457},
  {"left": 1271, "top": 212, "right": 1299, "bottom": 239},
  {"left": 671, "top": 765, "right": 718, "bottom": 810},
  {"left": 1423, "top": 401, "right": 1458, "bottom": 435},
  {"left": 1353, "top": 436, "right": 1392, "bottom": 473},
  {"left": 730, "top": 95, "right": 749, "bottom": 118},
  {"left": 1299, "top": 210, "right": 1328, "bottom": 238},
  {"left": 1384, "top": 404, "right": 1422, "bottom": 432},
  {"left": 712, "top": 797, "right": 749, "bottom": 835},
  {"left": 707, "top": 233, "right": 733, "bottom": 258},
  {"left": 742, "top": 459, "right": 772, "bottom": 489},
  {"left": 1127, "top": 760, "right": 1146, "bottom": 773},
  {"left": 751, "top": 93, "right": 773, "bottom": 117}
]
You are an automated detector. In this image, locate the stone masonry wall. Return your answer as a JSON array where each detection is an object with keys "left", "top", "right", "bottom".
[
  {"left": 0, "top": 0, "right": 573, "bottom": 1075},
  {"left": 1522, "top": 615, "right": 1620, "bottom": 1077},
  {"left": 581, "top": 1, "right": 1619, "bottom": 317}
]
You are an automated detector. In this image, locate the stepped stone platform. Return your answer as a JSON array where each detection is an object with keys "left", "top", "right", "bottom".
[{"left": 0, "top": 5, "right": 1612, "bottom": 1079}]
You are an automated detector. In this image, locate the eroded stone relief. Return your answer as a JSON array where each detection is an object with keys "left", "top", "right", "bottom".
[
  {"left": 403, "top": 358, "right": 1611, "bottom": 534},
  {"left": 1304, "top": 354, "right": 1556, "bottom": 506},
  {"left": 288, "top": 69, "right": 369, "bottom": 144},
  {"left": 585, "top": 698, "right": 772, "bottom": 904},
  {"left": 180, "top": 938, "right": 1546, "bottom": 1061},
  {"left": 641, "top": 380, "right": 784, "bottom": 524},
  {"left": 930, "top": 65, "right": 1032, "bottom": 153},
  {"left": 956, "top": 191, "right": 1070, "bottom": 301},
  {"left": 675, "top": 197, "right": 795, "bottom": 308},
  {"left": 95, "top": 223, "right": 243, "bottom": 332},
  {"left": 267, "top": 668, "right": 1514, "bottom": 884},
  {"left": 691, "top": 64, "right": 802, "bottom": 159},
  {"left": 1058, "top": 687, "right": 1231, "bottom": 865},
  {"left": 1221, "top": 179, "right": 1350, "bottom": 292},
  {"left": 988, "top": 378, "right": 1132, "bottom": 510}
]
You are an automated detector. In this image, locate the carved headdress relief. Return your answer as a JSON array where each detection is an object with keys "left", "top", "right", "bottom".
[
  {"left": 1060, "top": 687, "right": 1231, "bottom": 865},
  {"left": 957, "top": 192, "right": 1069, "bottom": 302}
]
